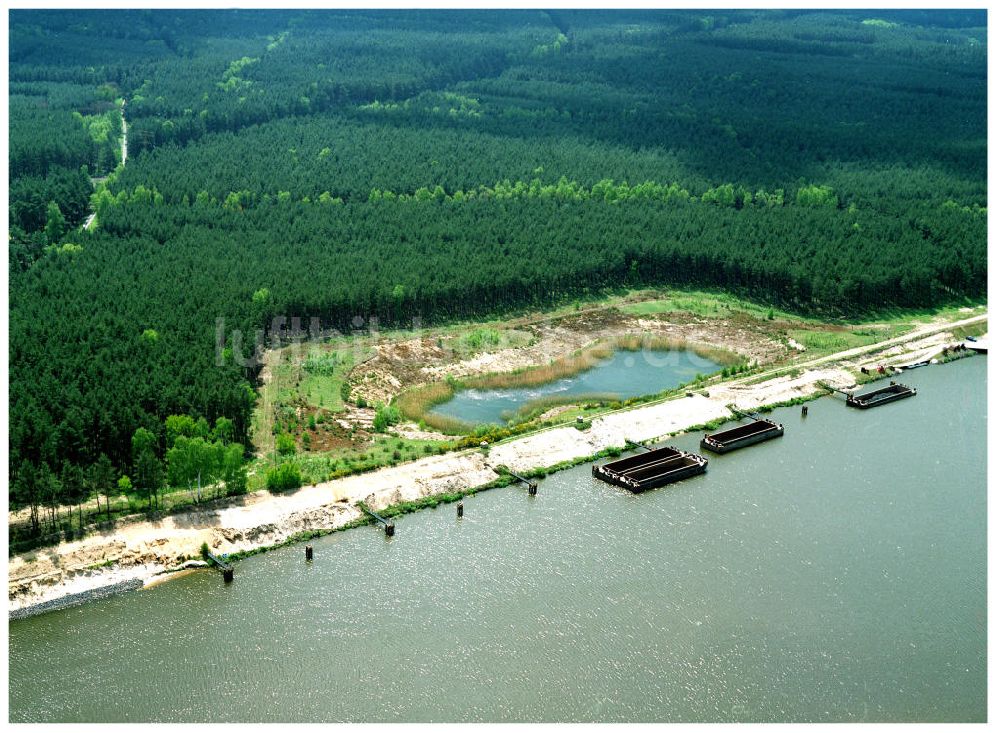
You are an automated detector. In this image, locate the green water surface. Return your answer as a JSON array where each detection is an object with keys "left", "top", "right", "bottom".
[{"left": 8, "top": 357, "right": 986, "bottom": 723}]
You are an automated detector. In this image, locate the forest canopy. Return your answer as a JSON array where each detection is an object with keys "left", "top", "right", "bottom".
[{"left": 7, "top": 9, "right": 987, "bottom": 520}]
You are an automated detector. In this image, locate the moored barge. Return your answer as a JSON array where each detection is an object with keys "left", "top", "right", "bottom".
[
  {"left": 846, "top": 381, "right": 916, "bottom": 409},
  {"left": 592, "top": 445, "right": 707, "bottom": 493},
  {"left": 700, "top": 418, "right": 784, "bottom": 454}
]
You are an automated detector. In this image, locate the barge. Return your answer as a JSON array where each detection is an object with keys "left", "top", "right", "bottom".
[
  {"left": 592, "top": 445, "right": 707, "bottom": 493},
  {"left": 846, "top": 381, "right": 916, "bottom": 409},
  {"left": 700, "top": 418, "right": 784, "bottom": 454}
]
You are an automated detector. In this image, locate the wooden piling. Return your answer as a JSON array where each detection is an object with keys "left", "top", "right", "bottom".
[
  {"left": 491, "top": 464, "right": 538, "bottom": 495},
  {"left": 359, "top": 502, "right": 395, "bottom": 537},
  {"left": 206, "top": 550, "right": 234, "bottom": 583}
]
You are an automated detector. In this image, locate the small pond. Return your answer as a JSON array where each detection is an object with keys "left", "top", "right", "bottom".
[{"left": 429, "top": 348, "right": 723, "bottom": 425}]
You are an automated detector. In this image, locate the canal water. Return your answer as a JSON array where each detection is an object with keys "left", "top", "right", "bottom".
[
  {"left": 8, "top": 356, "right": 986, "bottom": 723},
  {"left": 430, "top": 347, "right": 722, "bottom": 425}
]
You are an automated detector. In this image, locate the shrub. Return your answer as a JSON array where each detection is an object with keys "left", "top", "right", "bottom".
[
  {"left": 266, "top": 462, "right": 302, "bottom": 492},
  {"left": 373, "top": 403, "right": 402, "bottom": 432},
  {"left": 226, "top": 482, "right": 249, "bottom": 498},
  {"left": 464, "top": 328, "right": 501, "bottom": 350},
  {"left": 276, "top": 433, "right": 296, "bottom": 455},
  {"left": 304, "top": 350, "right": 343, "bottom": 376}
]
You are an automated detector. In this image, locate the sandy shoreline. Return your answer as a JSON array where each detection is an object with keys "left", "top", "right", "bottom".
[{"left": 7, "top": 314, "right": 984, "bottom": 616}]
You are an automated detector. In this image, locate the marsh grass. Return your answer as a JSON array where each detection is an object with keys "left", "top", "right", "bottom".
[
  {"left": 502, "top": 392, "right": 619, "bottom": 424},
  {"left": 396, "top": 381, "right": 468, "bottom": 433},
  {"left": 611, "top": 334, "right": 742, "bottom": 368}
]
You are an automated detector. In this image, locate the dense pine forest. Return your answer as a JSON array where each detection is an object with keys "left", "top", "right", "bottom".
[{"left": 8, "top": 10, "right": 987, "bottom": 533}]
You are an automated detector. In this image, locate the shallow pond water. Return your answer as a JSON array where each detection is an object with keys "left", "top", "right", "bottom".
[{"left": 430, "top": 347, "right": 722, "bottom": 425}]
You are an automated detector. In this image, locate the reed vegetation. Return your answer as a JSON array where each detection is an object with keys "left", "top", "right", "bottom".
[{"left": 395, "top": 334, "right": 740, "bottom": 433}]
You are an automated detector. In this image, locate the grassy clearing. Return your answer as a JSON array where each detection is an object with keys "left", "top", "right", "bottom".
[
  {"left": 786, "top": 324, "right": 910, "bottom": 352},
  {"left": 952, "top": 321, "right": 988, "bottom": 340},
  {"left": 448, "top": 327, "right": 533, "bottom": 356},
  {"left": 299, "top": 348, "right": 359, "bottom": 410},
  {"left": 252, "top": 340, "right": 373, "bottom": 456},
  {"left": 282, "top": 344, "right": 365, "bottom": 413},
  {"left": 872, "top": 300, "right": 987, "bottom": 325},
  {"left": 248, "top": 434, "right": 452, "bottom": 490},
  {"left": 619, "top": 288, "right": 809, "bottom": 323},
  {"left": 620, "top": 288, "right": 987, "bottom": 328}
]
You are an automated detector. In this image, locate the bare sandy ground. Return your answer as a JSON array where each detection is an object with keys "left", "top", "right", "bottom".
[
  {"left": 367, "top": 311, "right": 786, "bottom": 407},
  {"left": 8, "top": 313, "right": 985, "bottom": 612}
]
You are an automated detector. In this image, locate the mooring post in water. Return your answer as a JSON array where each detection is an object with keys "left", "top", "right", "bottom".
[
  {"left": 359, "top": 502, "right": 395, "bottom": 537},
  {"left": 801, "top": 405, "right": 808, "bottom": 417},
  {"left": 207, "top": 550, "right": 234, "bottom": 583},
  {"left": 305, "top": 545, "right": 313, "bottom": 560},
  {"left": 492, "top": 464, "right": 538, "bottom": 496},
  {"left": 457, "top": 501, "right": 464, "bottom": 517}
]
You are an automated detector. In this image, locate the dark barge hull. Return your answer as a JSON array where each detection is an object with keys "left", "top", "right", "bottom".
[
  {"left": 592, "top": 445, "right": 708, "bottom": 493},
  {"left": 700, "top": 418, "right": 784, "bottom": 454},
  {"left": 846, "top": 381, "right": 916, "bottom": 409}
]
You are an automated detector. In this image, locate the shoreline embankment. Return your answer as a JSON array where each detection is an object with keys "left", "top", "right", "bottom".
[
  {"left": 9, "top": 578, "right": 144, "bottom": 621},
  {"left": 7, "top": 315, "right": 985, "bottom": 618}
]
